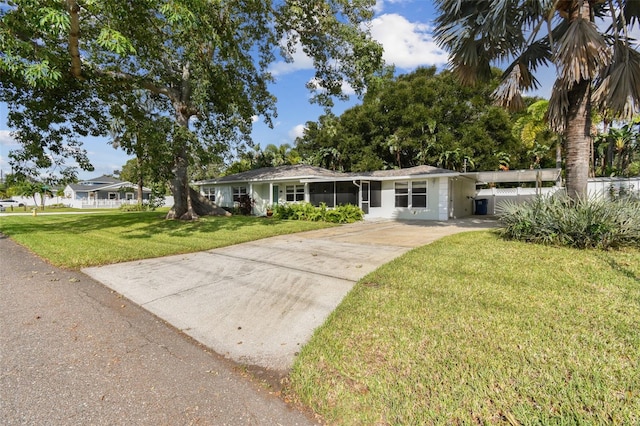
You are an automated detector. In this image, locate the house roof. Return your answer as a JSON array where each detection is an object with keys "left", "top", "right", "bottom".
[
  {"left": 463, "top": 168, "right": 562, "bottom": 184},
  {"left": 67, "top": 176, "right": 150, "bottom": 193},
  {"left": 195, "top": 164, "right": 460, "bottom": 185},
  {"left": 354, "top": 165, "right": 458, "bottom": 179},
  {"left": 196, "top": 165, "right": 345, "bottom": 184}
]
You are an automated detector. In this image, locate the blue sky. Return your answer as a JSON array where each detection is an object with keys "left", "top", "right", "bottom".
[{"left": 1, "top": 0, "right": 556, "bottom": 181}]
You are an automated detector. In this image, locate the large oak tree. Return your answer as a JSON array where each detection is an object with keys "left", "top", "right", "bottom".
[{"left": 0, "top": 0, "right": 382, "bottom": 219}]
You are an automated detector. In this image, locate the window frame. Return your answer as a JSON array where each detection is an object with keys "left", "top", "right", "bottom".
[
  {"left": 202, "top": 187, "right": 216, "bottom": 202},
  {"left": 394, "top": 182, "right": 409, "bottom": 208},
  {"left": 285, "top": 184, "right": 305, "bottom": 202},
  {"left": 411, "top": 180, "right": 427, "bottom": 208},
  {"left": 232, "top": 186, "right": 247, "bottom": 202}
]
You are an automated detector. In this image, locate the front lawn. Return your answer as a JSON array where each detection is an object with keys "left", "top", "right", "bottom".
[
  {"left": 288, "top": 231, "right": 640, "bottom": 424},
  {"left": 0, "top": 211, "right": 335, "bottom": 268}
]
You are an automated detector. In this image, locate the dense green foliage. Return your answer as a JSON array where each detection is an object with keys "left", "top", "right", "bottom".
[
  {"left": 593, "top": 119, "right": 640, "bottom": 177},
  {"left": 0, "top": 0, "right": 382, "bottom": 219},
  {"left": 274, "top": 202, "right": 363, "bottom": 223},
  {"left": 499, "top": 195, "right": 640, "bottom": 249},
  {"left": 289, "top": 232, "right": 640, "bottom": 424},
  {"left": 296, "top": 67, "right": 532, "bottom": 172}
]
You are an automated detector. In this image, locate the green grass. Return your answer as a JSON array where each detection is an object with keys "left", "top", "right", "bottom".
[
  {"left": 288, "top": 231, "right": 640, "bottom": 425},
  {"left": 0, "top": 211, "right": 335, "bottom": 268}
]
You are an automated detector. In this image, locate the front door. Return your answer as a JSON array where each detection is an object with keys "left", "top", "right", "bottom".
[
  {"left": 361, "top": 181, "right": 370, "bottom": 214},
  {"left": 272, "top": 185, "right": 279, "bottom": 205}
]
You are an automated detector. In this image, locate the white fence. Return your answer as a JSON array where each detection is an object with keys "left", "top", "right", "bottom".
[
  {"left": 475, "top": 186, "right": 563, "bottom": 215},
  {"left": 587, "top": 177, "right": 640, "bottom": 200}
]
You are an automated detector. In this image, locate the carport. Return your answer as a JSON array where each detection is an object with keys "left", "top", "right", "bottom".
[{"left": 464, "top": 168, "right": 563, "bottom": 215}]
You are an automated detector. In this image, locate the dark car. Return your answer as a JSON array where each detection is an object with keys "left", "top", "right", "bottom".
[{"left": 0, "top": 199, "right": 26, "bottom": 211}]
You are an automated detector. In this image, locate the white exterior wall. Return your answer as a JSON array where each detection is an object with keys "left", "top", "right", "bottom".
[
  {"left": 449, "top": 177, "right": 475, "bottom": 219},
  {"left": 215, "top": 186, "right": 234, "bottom": 209},
  {"left": 365, "top": 178, "right": 444, "bottom": 220},
  {"left": 207, "top": 182, "right": 304, "bottom": 216}
]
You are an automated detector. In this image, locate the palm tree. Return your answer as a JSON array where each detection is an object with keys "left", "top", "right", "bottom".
[{"left": 434, "top": 0, "right": 640, "bottom": 199}]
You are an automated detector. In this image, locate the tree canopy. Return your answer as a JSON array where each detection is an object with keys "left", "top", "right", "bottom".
[
  {"left": 296, "top": 66, "right": 530, "bottom": 172},
  {"left": 0, "top": 0, "right": 383, "bottom": 219}
]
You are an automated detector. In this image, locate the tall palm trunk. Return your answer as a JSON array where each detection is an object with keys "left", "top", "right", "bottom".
[{"left": 564, "top": 79, "right": 592, "bottom": 199}]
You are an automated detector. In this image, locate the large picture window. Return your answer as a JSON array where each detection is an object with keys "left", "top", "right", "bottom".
[
  {"left": 412, "top": 181, "right": 427, "bottom": 208},
  {"left": 232, "top": 186, "right": 247, "bottom": 202},
  {"left": 286, "top": 184, "right": 304, "bottom": 202},
  {"left": 395, "top": 182, "right": 408, "bottom": 207}
]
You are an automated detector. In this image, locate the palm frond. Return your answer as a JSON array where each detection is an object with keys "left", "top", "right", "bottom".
[
  {"left": 593, "top": 41, "right": 640, "bottom": 119},
  {"left": 554, "top": 17, "right": 611, "bottom": 84},
  {"left": 493, "top": 65, "right": 526, "bottom": 111},
  {"left": 547, "top": 78, "right": 570, "bottom": 132}
]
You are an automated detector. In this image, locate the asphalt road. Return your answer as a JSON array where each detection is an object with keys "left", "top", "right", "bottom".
[{"left": 0, "top": 235, "right": 317, "bottom": 425}]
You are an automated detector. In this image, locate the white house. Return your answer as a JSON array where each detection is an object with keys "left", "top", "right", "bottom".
[
  {"left": 194, "top": 164, "right": 480, "bottom": 220},
  {"left": 64, "top": 175, "right": 152, "bottom": 208}
]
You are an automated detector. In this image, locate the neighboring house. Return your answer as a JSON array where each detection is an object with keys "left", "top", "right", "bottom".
[
  {"left": 63, "top": 175, "right": 152, "bottom": 208},
  {"left": 195, "top": 164, "right": 479, "bottom": 220}
]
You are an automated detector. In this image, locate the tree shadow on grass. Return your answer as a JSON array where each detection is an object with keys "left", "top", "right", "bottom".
[{"left": 600, "top": 253, "right": 640, "bottom": 284}]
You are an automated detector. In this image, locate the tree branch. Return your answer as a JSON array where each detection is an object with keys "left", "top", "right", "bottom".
[{"left": 67, "top": 0, "right": 82, "bottom": 78}]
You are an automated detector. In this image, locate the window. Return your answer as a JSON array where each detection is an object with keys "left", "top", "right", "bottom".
[
  {"left": 412, "top": 181, "right": 427, "bottom": 208},
  {"left": 395, "top": 182, "right": 408, "bottom": 207},
  {"left": 125, "top": 193, "right": 135, "bottom": 200},
  {"left": 370, "top": 181, "right": 382, "bottom": 207},
  {"left": 286, "top": 184, "right": 304, "bottom": 202},
  {"left": 202, "top": 187, "right": 216, "bottom": 202},
  {"left": 232, "top": 186, "right": 247, "bottom": 202},
  {"left": 108, "top": 192, "right": 117, "bottom": 200}
]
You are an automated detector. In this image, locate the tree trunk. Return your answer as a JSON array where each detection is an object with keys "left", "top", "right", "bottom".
[
  {"left": 165, "top": 106, "right": 230, "bottom": 220},
  {"left": 564, "top": 79, "right": 592, "bottom": 199},
  {"left": 136, "top": 156, "right": 143, "bottom": 205}
]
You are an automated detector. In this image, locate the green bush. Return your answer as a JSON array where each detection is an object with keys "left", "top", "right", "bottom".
[
  {"left": 273, "top": 202, "right": 364, "bottom": 223},
  {"left": 119, "top": 203, "right": 151, "bottom": 212},
  {"left": 498, "top": 195, "right": 640, "bottom": 249}
]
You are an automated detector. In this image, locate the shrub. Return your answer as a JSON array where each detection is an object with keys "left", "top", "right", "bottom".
[
  {"left": 120, "top": 203, "right": 147, "bottom": 212},
  {"left": 273, "top": 202, "right": 364, "bottom": 224},
  {"left": 498, "top": 195, "right": 640, "bottom": 249}
]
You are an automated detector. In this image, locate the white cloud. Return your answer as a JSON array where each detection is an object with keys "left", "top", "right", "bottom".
[
  {"left": 374, "top": 0, "right": 411, "bottom": 14},
  {"left": 269, "top": 40, "right": 315, "bottom": 77},
  {"left": 307, "top": 77, "right": 356, "bottom": 96},
  {"left": 288, "top": 124, "right": 306, "bottom": 141},
  {"left": 0, "top": 130, "right": 19, "bottom": 147},
  {"left": 370, "top": 13, "right": 449, "bottom": 69}
]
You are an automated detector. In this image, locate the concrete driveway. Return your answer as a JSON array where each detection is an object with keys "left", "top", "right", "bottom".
[{"left": 83, "top": 217, "right": 497, "bottom": 372}]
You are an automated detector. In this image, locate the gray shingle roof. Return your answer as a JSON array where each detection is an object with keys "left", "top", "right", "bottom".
[
  {"left": 355, "top": 165, "right": 456, "bottom": 178},
  {"left": 201, "top": 165, "right": 346, "bottom": 183},
  {"left": 196, "top": 164, "right": 459, "bottom": 185}
]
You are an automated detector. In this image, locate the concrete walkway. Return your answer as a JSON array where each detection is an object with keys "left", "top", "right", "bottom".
[{"left": 83, "top": 217, "right": 497, "bottom": 373}]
